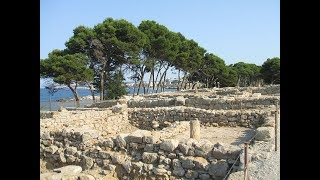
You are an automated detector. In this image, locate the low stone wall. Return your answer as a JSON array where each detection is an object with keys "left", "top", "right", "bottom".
[
  {"left": 128, "top": 107, "right": 272, "bottom": 130},
  {"left": 40, "top": 111, "right": 55, "bottom": 119},
  {"left": 40, "top": 129, "right": 245, "bottom": 179},
  {"left": 185, "top": 96, "right": 279, "bottom": 110},
  {"left": 251, "top": 85, "right": 280, "bottom": 95},
  {"left": 127, "top": 96, "right": 279, "bottom": 110},
  {"left": 40, "top": 105, "right": 129, "bottom": 138},
  {"left": 85, "top": 100, "right": 119, "bottom": 108}
]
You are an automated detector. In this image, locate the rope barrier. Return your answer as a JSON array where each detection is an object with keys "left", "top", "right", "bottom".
[
  {"left": 223, "top": 130, "right": 258, "bottom": 180},
  {"left": 223, "top": 153, "right": 241, "bottom": 180}
]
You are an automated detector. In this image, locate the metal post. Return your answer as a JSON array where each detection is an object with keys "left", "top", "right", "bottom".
[
  {"left": 275, "top": 101, "right": 279, "bottom": 151},
  {"left": 244, "top": 142, "right": 249, "bottom": 180}
]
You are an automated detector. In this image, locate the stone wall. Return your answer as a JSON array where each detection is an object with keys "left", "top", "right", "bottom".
[
  {"left": 128, "top": 107, "right": 272, "bottom": 130},
  {"left": 127, "top": 96, "right": 279, "bottom": 110},
  {"left": 40, "top": 129, "right": 245, "bottom": 179},
  {"left": 85, "top": 100, "right": 119, "bottom": 108},
  {"left": 40, "top": 105, "right": 129, "bottom": 138}
]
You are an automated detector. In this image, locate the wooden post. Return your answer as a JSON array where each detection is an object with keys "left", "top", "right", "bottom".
[
  {"left": 244, "top": 142, "right": 249, "bottom": 180},
  {"left": 275, "top": 101, "right": 279, "bottom": 151},
  {"left": 190, "top": 118, "right": 200, "bottom": 140}
]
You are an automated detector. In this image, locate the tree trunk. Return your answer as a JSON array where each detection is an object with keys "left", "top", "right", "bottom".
[
  {"left": 133, "top": 79, "right": 136, "bottom": 97},
  {"left": 152, "top": 68, "right": 155, "bottom": 92},
  {"left": 68, "top": 83, "right": 80, "bottom": 108},
  {"left": 99, "top": 62, "right": 107, "bottom": 101},
  {"left": 86, "top": 80, "right": 95, "bottom": 103},
  {"left": 156, "top": 65, "right": 169, "bottom": 93},
  {"left": 137, "top": 72, "right": 144, "bottom": 95},
  {"left": 162, "top": 69, "right": 168, "bottom": 92},
  {"left": 147, "top": 69, "right": 153, "bottom": 93},
  {"left": 49, "top": 96, "right": 52, "bottom": 111},
  {"left": 100, "top": 72, "right": 104, "bottom": 101},
  {"left": 180, "top": 72, "right": 187, "bottom": 90},
  {"left": 154, "top": 62, "right": 164, "bottom": 90},
  {"left": 237, "top": 75, "right": 241, "bottom": 87},
  {"left": 177, "top": 69, "right": 180, "bottom": 91}
]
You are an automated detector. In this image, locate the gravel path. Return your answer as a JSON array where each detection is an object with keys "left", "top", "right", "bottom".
[{"left": 248, "top": 113, "right": 280, "bottom": 180}]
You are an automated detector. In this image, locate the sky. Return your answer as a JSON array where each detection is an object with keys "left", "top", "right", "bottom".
[{"left": 40, "top": 0, "right": 279, "bottom": 87}]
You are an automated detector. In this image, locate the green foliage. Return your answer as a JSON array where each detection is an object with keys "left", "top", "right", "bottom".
[
  {"left": 231, "top": 62, "right": 262, "bottom": 86},
  {"left": 40, "top": 51, "right": 93, "bottom": 85},
  {"left": 43, "top": 17, "right": 279, "bottom": 97},
  {"left": 261, "top": 57, "right": 280, "bottom": 84},
  {"left": 105, "top": 71, "right": 128, "bottom": 99}
]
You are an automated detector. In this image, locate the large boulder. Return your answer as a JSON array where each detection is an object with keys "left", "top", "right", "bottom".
[
  {"left": 127, "top": 130, "right": 151, "bottom": 143},
  {"left": 212, "top": 143, "right": 226, "bottom": 159},
  {"left": 160, "top": 139, "right": 179, "bottom": 152},
  {"left": 180, "top": 157, "right": 195, "bottom": 169},
  {"left": 175, "top": 96, "right": 186, "bottom": 106},
  {"left": 255, "top": 127, "right": 274, "bottom": 141},
  {"left": 208, "top": 160, "right": 229, "bottom": 178},
  {"left": 172, "top": 159, "right": 185, "bottom": 177},
  {"left": 194, "top": 140, "right": 213, "bottom": 158},
  {"left": 193, "top": 157, "right": 209, "bottom": 170}
]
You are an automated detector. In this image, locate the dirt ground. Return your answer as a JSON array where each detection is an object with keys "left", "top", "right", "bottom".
[{"left": 152, "top": 121, "right": 256, "bottom": 146}]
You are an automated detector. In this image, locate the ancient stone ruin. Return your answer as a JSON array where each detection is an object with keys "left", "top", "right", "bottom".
[{"left": 40, "top": 85, "right": 280, "bottom": 180}]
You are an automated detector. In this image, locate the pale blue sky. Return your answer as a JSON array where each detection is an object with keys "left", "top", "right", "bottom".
[{"left": 40, "top": 0, "right": 279, "bottom": 87}]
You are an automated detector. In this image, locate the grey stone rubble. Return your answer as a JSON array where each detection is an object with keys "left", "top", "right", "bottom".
[{"left": 40, "top": 85, "right": 280, "bottom": 179}]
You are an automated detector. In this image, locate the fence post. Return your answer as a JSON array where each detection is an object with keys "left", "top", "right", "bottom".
[
  {"left": 244, "top": 142, "right": 249, "bottom": 180},
  {"left": 275, "top": 101, "right": 279, "bottom": 151}
]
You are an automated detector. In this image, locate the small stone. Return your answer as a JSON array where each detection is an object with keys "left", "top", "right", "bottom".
[
  {"left": 78, "top": 174, "right": 95, "bottom": 180},
  {"left": 53, "top": 165, "right": 82, "bottom": 173},
  {"left": 211, "top": 123, "right": 219, "bottom": 127},
  {"left": 65, "top": 147, "right": 78, "bottom": 155},
  {"left": 66, "top": 155, "right": 76, "bottom": 163},
  {"left": 142, "top": 152, "right": 158, "bottom": 164},
  {"left": 144, "top": 144, "right": 154, "bottom": 152},
  {"left": 163, "top": 158, "right": 171, "bottom": 165},
  {"left": 103, "top": 138, "right": 114, "bottom": 148},
  {"left": 81, "top": 156, "right": 94, "bottom": 170},
  {"left": 81, "top": 133, "right": 92, "bottom": 143},
  {"left": 44, "top": 145, "right": 59, "bottom": 154},
  {"left": 168, "top": 153, "right": 177, "bottom": 159},
  {"left": 59, "top": 152, "right": 66, "bottom": 163},
  {"left": 152, "top": 167, "right": 167, "bottom": 176},
  {"left": 122, "top": 160, "right": 132, "bottom": 173},
  {"left": 99, "top": 151, "right": 111, "bottom": 159},
  {"left": 106, "top": 164, "right": 116, "bottom": 171},
  {"left": 185, "top": 169, "right": 199, "bottom": 179},
  {"left": 143, "top": 163, "right": 153, "bottom": 172},
  {"left": 143, "top": 135, "right": 159, "bottom": 144},
  {"left": 114, "top": 134, "right": 127, "bottom": 148}
]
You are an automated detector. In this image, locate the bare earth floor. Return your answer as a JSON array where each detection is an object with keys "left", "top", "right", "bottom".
[{"left": 158, "top": 122, "right": 256, "bottom": 146}]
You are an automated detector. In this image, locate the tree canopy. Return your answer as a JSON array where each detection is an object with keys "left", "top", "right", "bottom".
[
  {"left": 41, "top": 17, "right": 280, "bottom": 101},
  {"left": 261, "top": 57, "right": 280, "bottom": 84}
]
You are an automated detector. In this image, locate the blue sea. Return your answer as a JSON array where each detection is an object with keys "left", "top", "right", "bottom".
[{"left": 40, "top": 87, "right": 176, "bottom": 111}]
